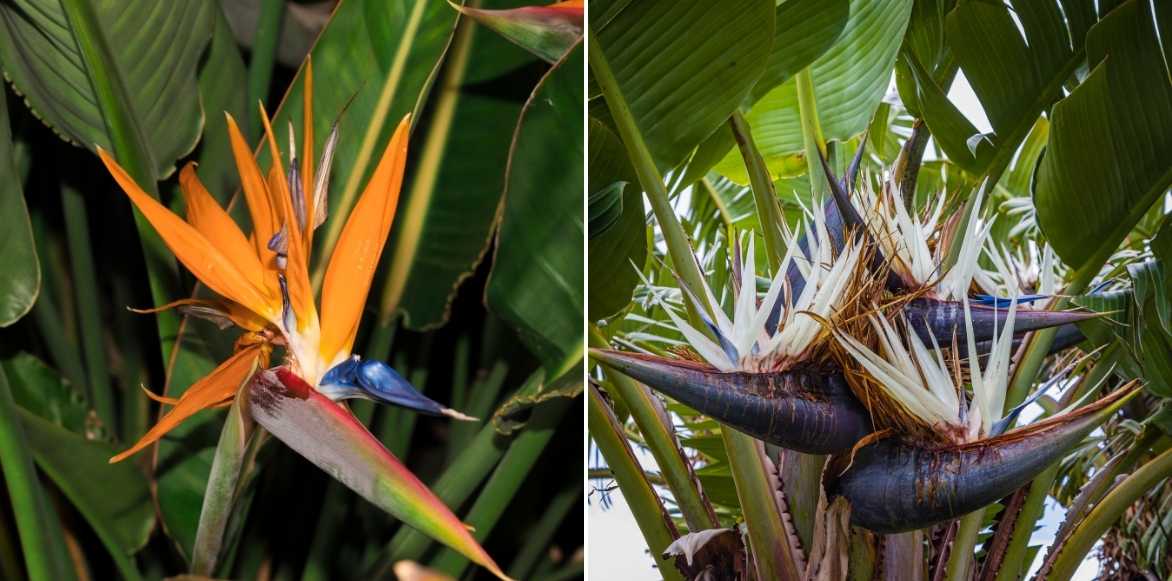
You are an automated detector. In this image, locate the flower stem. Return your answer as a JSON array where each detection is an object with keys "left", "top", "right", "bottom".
[
  {"left": 730, "top": 111, "right": 788, "bottom": 269},
  {"left": 1045, "top": 446, "right": 1172, "bottom": 580},
  {"left": 0, "top": 369, "right": 76, "bottom": 581},
  {"left": 587, "top": 27, "right": 711, "bottom": 321},
  {"left": 60, "top": 184, "right": 115, "bottom": 432},
  {"left": 588, "top": 385, "right": 683, "bottom": 581},
  {"left": 723, "top": 430, "right": 803, "bottom": 580},
  {"left": 590, "top": 325, "right": 718, "bottom": 532},
  {"left": 944, "top": 509, "right": 983, "bottom": 581},
  {"left": 795, "top": 68, "right": 827, "bottom": 198}
]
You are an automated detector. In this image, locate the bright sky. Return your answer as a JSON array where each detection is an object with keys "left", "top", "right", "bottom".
[{"left": 587, "top": 75, "right": 1104, "bottom": 580}]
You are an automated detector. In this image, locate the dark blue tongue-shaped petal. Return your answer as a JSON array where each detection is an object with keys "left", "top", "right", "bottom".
[
  {"left": 902, "top": 297, "right": 1101, "bottom": 345},
  {"left": 827, "top": 384, "right": 1139, "bottom": 533},
  {"left": 959, "top": 322, "right": 1085, "bottom": 361},
  {"left": 319, "top": 358, "right": 473, "bottom": 420},
  {"left": 591, "top": 349, "right": 872, "bottom": 454}
]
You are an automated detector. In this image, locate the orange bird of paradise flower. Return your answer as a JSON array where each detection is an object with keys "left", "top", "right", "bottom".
[
  {"left": 99, "top": 61, "right": 468, "bottom": 462},
  {"left": 98, "top": 61, "right": 512, "bottom": 580}
]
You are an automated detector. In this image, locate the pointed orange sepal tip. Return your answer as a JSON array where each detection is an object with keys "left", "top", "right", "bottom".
[
  {"left": 224, "top": 112, "right": 280, "bottom": 265},
  {"left": 177, "top": 163, "right": 269, "bottom": 292},
  {"left": 96, "top": 149, "right": 276, "bottom": 322},
  {"left": 109, "top": 344, "right": 268, "bottom": 463},
  {"left": 139, "top": 384, "right": 179, "bottom": 406},
  {"left": 319, "top": 115, "right": 411, "bottom": 363},
  {"left": 257, "top": 106, "right": 317, "bottom": 329}
]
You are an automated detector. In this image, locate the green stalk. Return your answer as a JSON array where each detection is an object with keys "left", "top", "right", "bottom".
[
  {"left": 28, "top": 214, "right": 86, "bottom": 399},
  {"left": 429, "top": 398, "right": 572, "bottom": 578},
  {"left": 587, "top": 28, "right": 709, "bottom": 317},
  {"left": 0, "top": 370, "right": 75, "bottom": 581},
  {"left": 729, "top": 112, "right": 787, "bottom": 269},
  {"left": 506, "top": 483, "right": 580, "bottom": 579},
  {"left": 1004, "top": 265, "right": 1099, "bottom": 410},
  {"left": 111, "top": 278, "right": 148, "bottom": 443},
  {"left": 794, "top": 68, "right": 827, "bottom": 198},
  {"left": 449, "top": 362, "right": 508, "bottom": 459},
  {"left": 944, "top": 510, "right": 983, "bottom": 581},
  {"left": 588, "top": 385, "right": 683, "bottom": 581},
  {"left": 60, "top": 185, "right": 114, "bottom": 432},
  {"left": 246, "top": 0, "right": 285, "bottom": 137},
  {"left": 722, "top": 430, "right": 802, "bottom": 580},
  {"left": 59, "top": 0, "right": 184, "bottom": 370},
  {"left": 191, "top": 396, "right": 254, "bottom": 575},
  {"left": 993, "top": 333, "right": 1119, "bottom": 581},
  {"left": 777, "top": 448, "right": 824, "bottom": 551},
  {"left": 589, "top": 326, "right": 717, "bottom": 532},
  {"left": 1045, "top": 446, "right": 1172, "bottom": 579},
  {"left": 787, "top": 64, "right": 833, "bottom": 556}
]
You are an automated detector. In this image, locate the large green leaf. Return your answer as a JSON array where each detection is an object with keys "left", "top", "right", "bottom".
[
  {"left": 588, "top": 118, "right": 645, "bottom": 321},
  {"left": 1034, "top": 0, "right": 1172, "bottom": 272},
  {"left": 5, "top": 354, "right": 153, "bottom": 579},
  {"left": 906, "top": 0, "right": 1108, "bottom": 182},
  {"left": 379, "top": 0, "right": 540, "bottom": 330},
  {"left": 752, "top": 0, "right": 849, "bottom": 100},
  {"left": 157, "top": 0, "right": 460, "bottom": 557},
  {"left": 20, "top": 411, "right": 153, "bottom": 576},
  {"left": 2, "top": 354, "right": 90, "bottom": 437},
  {"left": 713, "top": 0, "right": 913, "bottom": 182},
  {"left": 486, "top": 43, "right": 583, "bottom": 377},
  {"left": 191, "top": 4, "right": 249, "bottom": 203},
  {"left": 590, "top": 0, "right": 775, "bottom": 170},
  {"left": 679, "top": 0, "right": 850, "bottom": 186},
  {"left": 0, "top": 92, "right": 39, "bottom": 327},
  {"left": 301, "top": 0, "right": 460, "bottom": 276},
  {"left": 0, "top": 0, "right": 214, "bottom": 178}
]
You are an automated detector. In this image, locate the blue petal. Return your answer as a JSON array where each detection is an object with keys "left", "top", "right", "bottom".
[
  {"left": 354, "top": 360, "right": 449, "bottom": 416},
  {"left": 972, "top": 294, "right": 1049, "bottom": 308}
]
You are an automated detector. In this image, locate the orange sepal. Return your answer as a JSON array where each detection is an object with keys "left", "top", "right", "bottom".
[
  {"left": 225, "top": 114, "right": 280, "bottom": 266},
  {"left": 178, "top": 164, "right": 268, "bottom": 292},
  {"left": 109, "top": 343, "right": 270, "bottom": 463},
  {"left": 130, "top": 297, "right": 272, "bottom": 332},
  {"left": 98, "top": 149, "right": 277, "bottom": 322},
  {"left": 260, "top": 108, "right": 317, "bottom": 330},
  {"left": 319, "top": 115, "right": 411, "bottom": 363}
]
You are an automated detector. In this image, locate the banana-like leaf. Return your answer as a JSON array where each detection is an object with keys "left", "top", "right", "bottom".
[
  {"left": 587, "top": 118, "right": 644, "bottom": 321},
  {"left": 1034, "top": 0, "right": 1172, "bottom": 271},
  {"left": 379, "top": 0, "right": 540, "bottom": 330},
  {"left": 453, "top": 0, "right": 582, "bottom": 64},
  {"left": 2, "top": 354, "right": 92, "bottom": 436},
  {"left": 247, "top": 368, "right": 511, "bottom": 581},
  {"left": 486, "top": 43, "right": 583, "bottom": 377},
  {"left": 752, "top": 0, "right": 849, "bottom": 100},
  {"left": 299, "top": 0, "right": 460, "bottom": 278},
  {"left": 677, "top": 0, "right": 850, "bottom": 187},
  {"left": 590, "top": 0, "right": 775, "bottom": 170},
  {"left": 0, "top": 92, "right": 39, "bottom": 327},
  {"left": 157, "top": 0, "right": 460, "bottom": 553},
  {"left": 191, "top": 5, "right": 249, "bottom": 202},
  {"left": 907, "top": 0, "right": 1111, "bottom": 183},
  {"left": 0, "top": 0, "right": 213, "bottom": 178},
  {"left": 713, "top": 0, "right": 913, "bottom": 182},
  {"left": 6, "top": 354, "right": 153, "bottom": 579}
]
